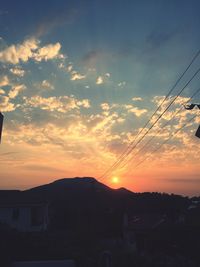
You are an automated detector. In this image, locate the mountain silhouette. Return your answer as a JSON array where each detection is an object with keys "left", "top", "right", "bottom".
[
  {"left": 0, "top": 177, "right": 191, "bottom": 232},
  {"left": 23, "top": 177, "right": 135, "bottom": 217},
  {"left": 17, "top": 177, "right": 136, "bottom": 231}
]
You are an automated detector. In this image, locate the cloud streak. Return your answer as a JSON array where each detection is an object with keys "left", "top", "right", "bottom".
[{"left": 34, "top": 8, "right": 79, "bottom": 37}]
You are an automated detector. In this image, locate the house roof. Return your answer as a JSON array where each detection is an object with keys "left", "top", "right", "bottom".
[{"left": 128, "top": 213, "right": 166, "bottom": 231}]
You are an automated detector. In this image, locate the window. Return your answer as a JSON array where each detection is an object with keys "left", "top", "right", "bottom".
[
  {"left": 12, "top": 208, "right": 19, "bottom": 221},
  {"left": 31, "top": 206, "right": 43, "bottom": 226}
]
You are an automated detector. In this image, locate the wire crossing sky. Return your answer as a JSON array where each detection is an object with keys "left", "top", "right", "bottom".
[
  {"left": 100, "top": 59, "right": 200, "bottom": 180},
  {"left": 0, "top": 0, "right": 200, "bottom": 196}
]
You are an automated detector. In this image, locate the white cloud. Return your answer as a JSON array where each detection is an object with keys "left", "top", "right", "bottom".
[
  {"left": 101, "top": 103, "right": 110, "bottom": 111},
  {"left": 23, "top": 95, "right": 90, "bottom": 113},
  {"left": 0, "top": 38, "right": 38, "bottom": 64},
  {"left": 8, "top": 84, "right": 26, "bottom": 99},
  {"left": 90, "top": 112, "right": 119, "bottom": 134},
  {"left": 105, "top": 73, "right": 111, "bottom": 77},
  {"left": 123, "top": 104, "right": 147, "bottom": 117},
  {"left": 0, "top": 38, "right": 61, "bottom": 64},
  {"left": 57, "top": 53, "right": 66, "bottom": 60},
  {"left": 66, "top": 63, "right": 86, "bottom": 81},
  {"left": 152, "top": 95, "right": 166, "bottom": 106},
  {"left": 0, "top": 96, "right": 16, "bottom": 112},
  {"left": 34, "top": 42, "right": 61, "bottom": 61},
  {"left": 124, "top": 104, "right": 133, "bottom": 109},
  {"left": 41, "top": 80, "right": 54, "bottom": 90},
  {"left": 70, "top": 71, "right": 86, "bottom": 81},
  {"left": 77, "top": 99, "right": 90, "bottom": 108},
  {"left": 10, "top": 67, "right": 25, "bottom": 77},
  {"left": 58, "top": 62, "right": 65, "bottom": 69},
  {"left": 96, "top": 76, "right": 103, "bottom": 85},
  {"left": 128, "top": 107, "right": 147, "bottom": 117},
  {"left": 132, "top": 97, "right": 143, "bottom": 101},
  {"left": 0, "top": 76, "right": 9, "bottom": 87},
  {"left": 67, "top": 64, "right": 73, "bottom": 72},
  {"left": 118, "top": 81, "right": 126, "bottom": 87}
]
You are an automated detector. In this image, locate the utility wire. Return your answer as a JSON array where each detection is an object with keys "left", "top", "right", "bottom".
[
  {"left": 99, "top": 49, "right": 200, "bottom": 180},
  {"left": 119, "top": 86, "right": 200, "bottom": 169},
  {"left": 134, "top": 113, "right": 198, "bottom": 169},
  {"left": 115, "top": 67, "right": 200, "bottom": 167},
  {"left": 100, "top": 65, "right": 200, "bottom": 181}
]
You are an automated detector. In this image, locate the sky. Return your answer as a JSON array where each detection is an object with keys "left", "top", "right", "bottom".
[{"left": 0, "top": 0, "right": 200, "bottom": 196}]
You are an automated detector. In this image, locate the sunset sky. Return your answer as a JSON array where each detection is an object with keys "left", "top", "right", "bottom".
[{"left": 0, "top": 0, "right": 200, "bottom": 196}]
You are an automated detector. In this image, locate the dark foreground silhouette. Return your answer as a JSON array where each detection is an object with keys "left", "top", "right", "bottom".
[{"left": 0, "top": 177, "right": 199, "bottom": 267}]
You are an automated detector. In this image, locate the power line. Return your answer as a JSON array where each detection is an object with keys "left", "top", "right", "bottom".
[
  {"left": 100, "top": 66, "right": 200, "bottom": 180},
  {"left": 119, "top": 86, "right": 200, "bottom": 169},
  {"left": 134, "top": 113, "right": 198, "bottom": 169},
  {"left": 99, "top": 49, "right": 200, "bottom": 180}
]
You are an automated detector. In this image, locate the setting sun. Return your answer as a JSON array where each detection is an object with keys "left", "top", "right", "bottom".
[{"left": 111, "top": 176, "right": 119, "bottom": 184}]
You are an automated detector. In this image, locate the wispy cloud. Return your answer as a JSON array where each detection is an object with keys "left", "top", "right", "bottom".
[
  {"left": 41, "top": 80, "right": 54, "bottom": 90},
  {"left": 23, "top": 95, "right": 90, "bottom": 113},
  {"left": 127, "top": 106, "right": 147, "bottom": 117},
  {"left": 0, "top": 95, "right": 16, "bottom": 112},
  {"left": 146, "top": 30, "right": 177, "bottom": 50},
  {"left": 132, "top": 97, "right": 143, "bottom": 101},
  {"left": 0, "top": 75, "right": 9, "bottom": 87},
  {"left": 162, "top": 178, "right": 200, "bottom": 184},
  {"left": 118, "top": 81, "right": 126, "bottom": 88},
  {"left": 34, "top": 7, "right": 79, "bottom": 38},
  {"left": 82, "top": 50, "right": 103, "bottom": 67},
  {"left": 96, "top": 76, "right": 104, "bottom": 85},
  {"left": 8, "top": 84, "right": 26, "bottom": 99},
  {"left": 10, "top": 67, "right": 25, "bottom": 77}
]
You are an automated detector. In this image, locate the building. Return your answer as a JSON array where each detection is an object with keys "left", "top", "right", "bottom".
[
  {"left": 11, "top": 260, "right": 76, "bottom": 267},
  {"left": 0, "top": 112, "right": 3, "bottom": 143},
  {"left": 0, "top": 192, "right": 49, "bottom": 232},
  {"left": 127, "top": 213, "right": 166, "bottom": 253}
]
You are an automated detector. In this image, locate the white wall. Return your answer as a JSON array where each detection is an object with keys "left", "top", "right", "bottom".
[{"left": 0, "top": 205, "right": 48, "bottom": 232}]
